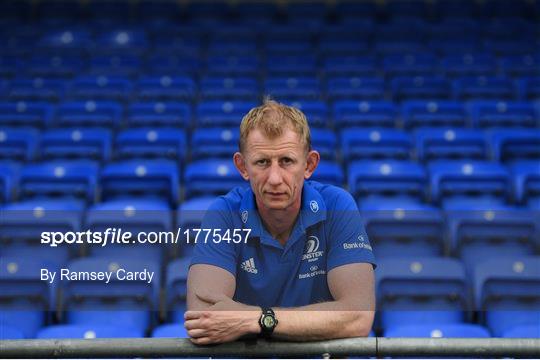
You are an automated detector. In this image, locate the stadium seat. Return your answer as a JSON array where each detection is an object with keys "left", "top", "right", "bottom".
[
  {"left": 264, "top": 77, "right": 320, "bottom": 100},
  {"left": 37, "top": 324, "right": 144, "bottom": 339},
  {"left": 0, "top": 101, "right": 53, "bottom": 128},
  {"left": 334, "top": 101, "right": 397, "bottom": 129},
  {"left": 27, "top": 54, "right": 84, "bottom": 78},
  {"left": 428, "top": 160, "right": 510, "bottom": 205},
  {"left": 341, "top": 128, "right": 412, "bottom": 162},
  {"left": 56, "top": 101, "right": 122, "bottom": 128},
  {"left": 184, "top": 159, "right": 247, "bottom": 199},
  {"left": 510, "top": 161, "right": 540, "bottom": 206},
  {"left": 176, "top": 197, "right": 215, "bottom": 257},
  {"left": 390, "top": 76, "right": 451, "bottom": 101},
  {"left": 488, "top": 129, "right": 540, "bottom": 162},
  {"left": 100, "top": 160, "right": 179, "bottom": 204},
  {"left": 115, "top": 128, "right": 186, "bottom": 160},
  {"left": 19, "top": 160, "right": 99, "bottom": 202},
  {"left": 8, "top": 78, "right": 66, "bottom": 101},
  {"left": 0, "top": 127, "right": 38, "bottom": 161},
  {"left": 135, "top": 76, "right": 195, "bottom": 101},
  {"left": 85, "top": 199, "right": 172, "bottom": 260},
  {"left": 376, "top": 257, "right": 469, "bottom": 329},
  {"left": 359, "top": 198, "right": 444, "bottom": 257},
  {"left": 145, "top": 56, "right": 199, "bottom": 75},
  {"left": 69, "top": 75, "right": 132, "bottom": 101},
  {"left": 40, "top": 128, "right": 112, "bottom": 161},
  {"left": 165, "top": 257, "right": 190, "bottom": 323},
  {"left": 59, "top": 257, "right": 160, "bottom": 332},
  {"left": 453, "top": 76, "right": 514, "bottom": 99},
  {"left": 206, "top": 55, "right": 259, "bottom": 75},
  {"left": 517, "top": 77, "right": 540, "bottom": 100},
  {"left": 401, "top": 101, "right": 466, "bottom": 129},
  {"left": 0, "top": 257, "right": 54, "bottom": 338},
  {"left": 469, "top": 101, "right": 537, "bottom": 128},
  {"left": 310, "top": 128, "right": 337, "bottom": 160},
  {"left": 383, "top": 54, "right": 439, "bottom": 77},
  {"left": 445, "top": 202, "right": 538, "bottom": 274},
  {"left": 37, "top": 29, "right": 91, "bottom": 52},
  {"left": 94, "top": 30, "right": 148, "bottom": 54},
  {"left": 348, "top": 160, "right": 426, "bottom": 201},
  {"left": 196, "top": 101, "right": 256, "bottom": 128},
  {"left": 384, "top": 324, "right": 491, "bottom": 338},
  {"left": 327, "top": 77, "right": 385, "bottom": 101},
  {"left": 319, "top": 39, "right": 369, "bottom": 56},
  {"left": 190, "top": 128, "right": 238, "bottom": 160},
  {"left": 0, "top": 161, "right": 19, "bottom": 203},
  {"left": 200, "top": 77, "right": 259, "bottom": 100},
  {"left": 414, "top": 128, "right": 487, "bottom": 162},
  {"left": 442, "top": 54, "right": 496, "bottom": 77},
  {"left": 502, "top": 324, "right": 540, "bottom": 338},
  {"left": 127, "top": 102, "right": 191, "bottom": 128},
  {"left": 323, "top": 56, "right": 377, "bottom": 76},
  {"left": 152, "top": 324, "right": 188, "bottom": 338},
  {"left": 499, "top": 54, "right": 540, "bottom": 77},
  {"left": 0, "top": 324, "right": 25, "bottom": 339},
  {"left": 285, "top": 100, "right": 330, "bottom": 128},
  {"left": 474, "top": 256, "right": 540, "bottom": 337},
  {"left": 265, "top": 55, "right": 317, "bottom": 75},
  {"left": 310, "top": 162, "right": 344, "bottom": 187}
]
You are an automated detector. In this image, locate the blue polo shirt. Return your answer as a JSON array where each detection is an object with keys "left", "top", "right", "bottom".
[{"left": 190, "top": 181, "right": 376, "bottom": 308}]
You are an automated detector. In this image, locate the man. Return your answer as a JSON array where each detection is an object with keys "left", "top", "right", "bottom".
[{"left": 185, "top": 100, "right": 376, "bottom": 344}]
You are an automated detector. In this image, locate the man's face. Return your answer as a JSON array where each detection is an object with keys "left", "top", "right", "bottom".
[{"left": 234, "top": 127, "right": 319, "bottom": 211}]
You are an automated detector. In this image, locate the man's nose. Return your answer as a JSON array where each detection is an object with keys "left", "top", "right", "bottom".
[{"left": 267, "top": 162, "right": 283, "bottom": 185}]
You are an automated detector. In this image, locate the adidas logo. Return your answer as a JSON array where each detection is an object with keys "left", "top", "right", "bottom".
[{"left": 241, "top": 258, "right": 258, "bottom": 274}]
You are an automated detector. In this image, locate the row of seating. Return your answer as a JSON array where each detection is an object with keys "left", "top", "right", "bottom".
[
  {"left": 1, "top": 255, "right": 538, "bottom": 338},
  {"left": 1, "top": 99, "right": 539, "bottom": 129},
  {"left": 1, "top": 76, "right": 539, "bottom": 102},
  {"left": 1, "top": 159, "right": 539, "bottom": 204}
]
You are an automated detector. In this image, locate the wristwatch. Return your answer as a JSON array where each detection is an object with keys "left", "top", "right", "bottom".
[{"left": 259, "top": 307, "right": 278, "bottom": 338}]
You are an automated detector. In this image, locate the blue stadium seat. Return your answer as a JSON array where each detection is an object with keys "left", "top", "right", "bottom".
[
  {"left": 191, "top": 128, "right": 238, "bottom": 160},
  {"left": 37, "top": 324, "right": 144, "bottom": 339},
  {"left": 401, "top": 101, "right": 466, "bottom": 129},
  {"left": 184, "top": 159, "right": 247, "bottom": 199},
  {"left": 311, "top": 162, "right": 344, "bottom": 187},
  {"left": 196, "top": 101, "right": 256, "bottom": 127},
  {"left": 454, "top": 77, "right": 514, "bottom": 99},
  {"left": 27, "top": 55, "right": 84, "bottom": 78},
  {"left": 499, "top": 55, "right": 540, "bottom": 77},
  {"left": 0, "top": 101, "right": 53, "bottom": 128},
  {"left": 334, "top": 101, "right": 396, "bottom": 129},
  {"left": 145, "top": 56, "right": 199, "bottom": 75},
  {"left": 0, "top": 55, "right": 23, "bottom": 77},
  {"left": 442, "top": 54, "right": 496, "bottom": 77},
  {"left": 264, "top": 77, "right": 320, "bottom": 100},
  {"left": 285, "top": 100, "right": 329, "bottom": 128},
  {"left": 0, "top": 324, "right": 25, "bottom": 339},
  {"left": 359, "top": 198, "right": 444, "bottom": 257},
  {"left": 176, "top": 197, "right": 215, "bottom": 257},
  {"left": 94, "top": 30, "right": 148, "bottom": 54},
  {"left": 341, "top": 128, "right": 412, "bottom": 162},
  {"left": 511, "top": 161, "right": 540, "bottom": 206},
  {"left": 0, "top": 257, "right": 54, "bottom": 338},
  {"left": 56, "top": 101, "right": 122, "bottom": 128},
  {"left": 323, "top": 56, "right": 377, "bottom": 76},
  {"left": 85, "top": 199, "right": 172, "bottom": 260},
  {"left": 327, "top": 77, "right": 385, "bottom": 101},
  {"left": 373, "top": 40, "right": 426, "bottom": 56},
  {"left": 200, "top": 77, "right": 259, "bottom": 100},
  {"left": 384, "top": 324, "right": 490, "bottom": 338},
  {"left": 8, "top": 77, "right": 66, "bottom": 101},
  {"left": 383, "top": 54, "right": 438, "bottom": 77},
  {"left": 19, "top": 160, "right": 99, "bottom": 202},
  {"left": 266, "top": 55, "right": 317, "bottom": 75},
  {"left": 319, "top": 39, "right": 369, "bottom": 56},
  {"left": 445, "top": 202, "right": 538, "bottom": 274},
  {"left": 415, "top": 128, "right": 487, "bottom": 162},
  {"left": 428, "top": 161, "right": 510, "bottom": 205},
  {"left": 40, "top": 128, "right": 112, "bottom": 161},
  {"left": 376, "top": 257, "right": 468, "bottom": 329},
  {"left": 59, "top": 257, "right": 159, "bottom": 332},
  {"left": 502, "top": 324, "right": 540, "bottom": 338},
  {"left": 37, "top": 30, "right": 91, "bottom": 52},
  {"left": 348, "top": 160, "right": 426, "bottom": 201},
  {"left": 135, "top": 76, "right": 195, "bottom": 101},
  {"left": 310, "top": 128, "right": 337, "bottom": 160},
  {"left": 100, "top": 160, "right": 179, "bottom": 204},
  {"left": 116, "top": 128, "right": 186, "bottom": 160},
  {"left": 488, "top": 129, "right": 540, "bottom": 162},
  {"left": 0, "top": 161, "right": 19, "bottom": 203},
  {"left": 474, "top": 256, "right": 540, "bottom": 337},
  {"left": 0, "top": 127, "right": 38, "bottom": 161},
  {"left": 469, "top": 101, "right": 538, "bottom": 129},
  {"left": 390, "top": 76, "right": 451, "bottom": 101},
  {"left": 127, "top": 102, "right": 191, "bottom": 128},
  {"left": 265, "top": 40, "right": 314, "bottom": 57},
  {"left": 166, "top": 257, "right": 190, "bottom": 324},
  {"left": 206, "top": 55, "right": 259, "bottom": 75},
  {"left": 517, "top": 77, "right": 540, "bottom": 100},
  {"left": 69, "top": 75, "right": 132, "bottom": 101},
  {"left": 88, "top": 54, "right": 141, "bottom": 77},
  {"left": 152, "top": 324, "right": 188, "bottom": 338}
]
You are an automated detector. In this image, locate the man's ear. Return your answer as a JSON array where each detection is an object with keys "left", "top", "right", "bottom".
[
  {"left": 304, "top": 150, "right": 320, "bottom": 179},
  {"left": 233, "top": 152, "right": 249, "bottom": 180}
]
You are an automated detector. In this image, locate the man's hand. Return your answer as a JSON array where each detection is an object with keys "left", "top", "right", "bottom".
[{"left": 184, "top": 291, "right": 261, "bottom": 345}]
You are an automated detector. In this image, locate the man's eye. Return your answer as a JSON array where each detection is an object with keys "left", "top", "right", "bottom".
[
  {"left": 256, "top": 159, "right": 268, "bottom": 165},
  {"left": 281, "top": 158, "right": 293, "bottom": 164}
]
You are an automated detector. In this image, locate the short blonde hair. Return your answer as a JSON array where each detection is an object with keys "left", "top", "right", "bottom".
[{"left": 239, "top": 99, "right": 311, "bottom": 153}]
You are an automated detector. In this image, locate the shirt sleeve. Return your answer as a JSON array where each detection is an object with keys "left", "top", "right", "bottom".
[
  {"left": 326, "top": 190, "right": 377, "bottom": 272},
  {"left": 189, "top": 197, "right": 237, "bottom": 277}
]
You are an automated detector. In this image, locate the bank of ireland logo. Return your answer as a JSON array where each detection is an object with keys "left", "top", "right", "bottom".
[
  {"left": 241, "top": 210, "right": 248, "bottom": 224},
  {"left": 302, "top": 235, "right": 324, "bottom": 262},
  {"left": 310, "top": 200, "right": 319, "bottom": 213}
]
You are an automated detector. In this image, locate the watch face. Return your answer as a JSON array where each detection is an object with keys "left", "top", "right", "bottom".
[{"left": 263, "top": 315, "right": 275, "bottom": 328}]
